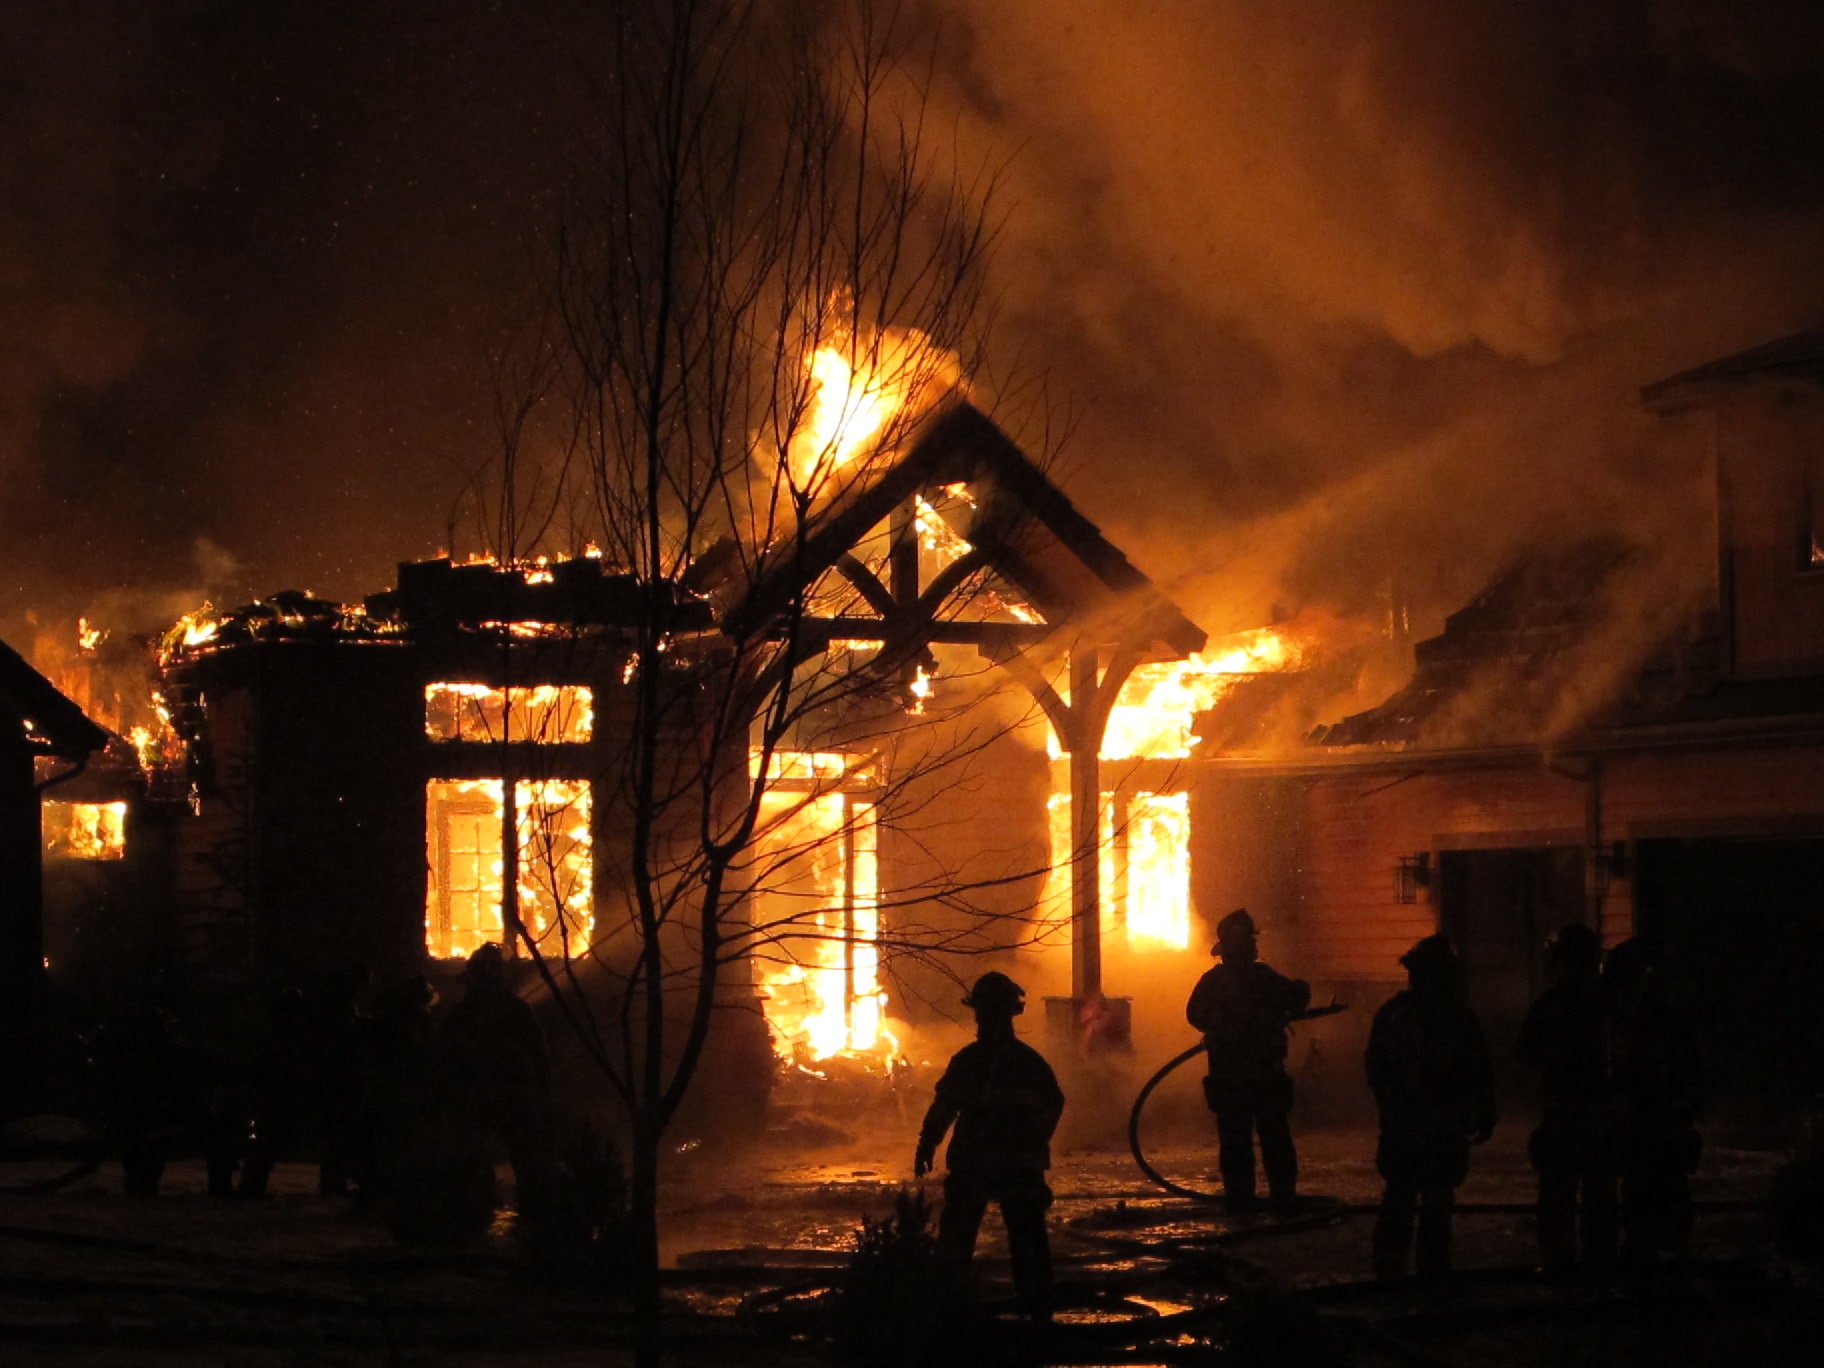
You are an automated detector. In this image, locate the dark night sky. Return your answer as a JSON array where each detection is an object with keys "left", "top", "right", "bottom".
[{"left": 7, "top": 0, "right": 1824, "bottom": 647}]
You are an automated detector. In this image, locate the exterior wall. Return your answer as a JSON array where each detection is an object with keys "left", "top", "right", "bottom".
[
  {"left": 1290, "top": 764, "right": 1587, "bottom": 984},
  {"left": 1716, "top": 387, "right": 1824, "bottom": 676},
  {"left": 173, "top": 642, "right": 424, "bottom": 1001},
  {"left": 0, "top": 735, "right": 45, "bottom": 1105},
  {"left": 1283, "top": 739, "right": 1824, "bottom": 984}
]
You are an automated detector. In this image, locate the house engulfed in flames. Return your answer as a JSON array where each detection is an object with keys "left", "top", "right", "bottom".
[
  {"left": 47, "top": 327, "right": 1824, "bottom": 1134},
  {"left": 47, "top": 399, "right": 1228, "bottom": 1095}
]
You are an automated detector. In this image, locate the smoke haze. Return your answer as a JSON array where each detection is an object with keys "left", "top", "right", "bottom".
[{"left": 6, "top": 0, "right": 1824, "bottom": 665}]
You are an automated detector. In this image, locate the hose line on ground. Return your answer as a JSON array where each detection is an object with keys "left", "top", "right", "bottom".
[{"left": 1127, "top": 1042, "right": 1222, "bottom": 1203}]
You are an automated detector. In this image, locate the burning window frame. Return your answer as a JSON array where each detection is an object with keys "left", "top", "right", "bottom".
[
  {"left": 424, "top": 776, "right": 595, "bottom": 961},
  {"left": 1046, "top": 783, "right": 1192, "bottom": 952},
  {"left": 748, "top": 749, "right": 893, "bottom": 1069},
  {"left": 42, "top": 800, "right": 129, "bottom": 861}
]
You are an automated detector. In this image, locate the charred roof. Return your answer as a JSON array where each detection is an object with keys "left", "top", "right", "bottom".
[
  {"left": 1310, "top": 539, "right": 1750, "bottom": 753},
  {"left": 0, "top": 635, "right": 111, "bottom": 758}
]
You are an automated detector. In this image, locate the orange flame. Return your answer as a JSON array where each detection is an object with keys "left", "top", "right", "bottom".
[
  {"left": 1090, "top": 627, "right": 1302, "bottom": 761},
  {"left": 787, "top": 329, "right": 958, "bottom": 492},
  {"left": 752, "top": 755, "right": 896, "bottom": 1069}
]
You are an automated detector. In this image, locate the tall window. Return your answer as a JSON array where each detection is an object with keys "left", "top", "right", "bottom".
[
  {"left": 1804, "top": 445, "right": 1824, "bottom": 570},
  {"left": 1047, "top": 787, "right": 1191, "bottom": 950},
  {"left": 748, "top": 752, "right": 888, "bottom": 1065},
  {"left": 42, "top": 801, "right": 128, "bottom": 860},
  {"left": 425, "top": 778, "right": 594, "bottom": 960}
]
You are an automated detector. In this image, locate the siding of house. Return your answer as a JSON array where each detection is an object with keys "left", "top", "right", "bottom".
[
  {"left": 1718, "top": 387, "right": 1824, "bottom": 676},
  {"left": 1279, "top": 740, "right": 1824, "bottom": 985}
]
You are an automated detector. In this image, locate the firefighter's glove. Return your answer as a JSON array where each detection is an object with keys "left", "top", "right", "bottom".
[
  {"left": 1469, "top": 1123, "right": 1494, "bottom": 1147},
  {"left": 913, "top": 1146, "right": 933, "bottom": 1178}
]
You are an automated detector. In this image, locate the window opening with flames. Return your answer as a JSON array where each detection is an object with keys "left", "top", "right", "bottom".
[
  {"left": 424, "top": 777, "right": 594, "bottom": 960},
  {"left": 749, "top": 751, "right": 893, "bottom": 1072},
  {"left": 42, "top": 801, "right": 128, "bottom": 861},
  {"left": 1046, "top": 790, "right": 1190, "bottom": 949},
  {"left": 1041, "top": 626, "right": 1304, "bottom": 952},
  {"left": 424, "top": 683, "right": 593, "bottom": 744}
]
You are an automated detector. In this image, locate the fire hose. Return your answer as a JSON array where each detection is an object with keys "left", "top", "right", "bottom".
[
  {"left": 1127, "top": 1043, "right": 1218, "bottom": 1202},
  {"left": 1127, "top": 1004, "right": 1348, "bottom": 1203}
]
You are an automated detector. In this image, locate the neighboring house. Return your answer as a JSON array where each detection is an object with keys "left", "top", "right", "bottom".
[
  {"left": 1175, "top": 329, "right": 1824, "bottom": 1125},
  {"left": 0, "top": 636, "right": 109, "bottom": 1113}
]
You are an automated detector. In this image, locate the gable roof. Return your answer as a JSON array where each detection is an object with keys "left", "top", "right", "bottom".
[
  {"left": 0, "top": 637, "right": 111, "bottom": 758},
  {"left": 1642, "top": 327, "right": 1824, "bottom": 407},
  {"left": 725, "top": 399, "right": 1206, "bottom": 659}
]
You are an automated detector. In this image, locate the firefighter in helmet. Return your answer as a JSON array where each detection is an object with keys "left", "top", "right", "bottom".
[
  {"left": 914, "top": 971, "right": 1066, "bottom": 1321},
  {"left": 1185, "top": 908, "right": 1312, "bottom": 1214},
  {"left": 1517, "top": 922, "right": 1620, "bottom": 1282},
  {"left": 1365, "top": 934, "right": 1496, "bottom": 1279}
]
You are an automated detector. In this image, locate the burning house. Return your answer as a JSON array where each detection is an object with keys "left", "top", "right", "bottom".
[
  {"left": 77, "top": 398, "right": 1208, "bottom": 1109},
  {"left": 38, "top": 320, "right": 1824, "bottom": 1142}
]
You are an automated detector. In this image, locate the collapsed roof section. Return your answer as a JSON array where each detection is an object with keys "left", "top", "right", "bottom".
[
  {"left": 1307, "top": 537, "right": 1824, "bottom": 755},
  {"left": 158, "top": 401, "right": 1204, "bottom": 686}
]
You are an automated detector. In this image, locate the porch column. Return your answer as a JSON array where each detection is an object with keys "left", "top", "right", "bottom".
[{"left": 1067, "top": 650, "right": 1102, "bottom": 999}]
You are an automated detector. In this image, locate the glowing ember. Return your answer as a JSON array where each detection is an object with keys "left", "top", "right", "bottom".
[
  {"left": 908, "top": 665, "right": 934, "bottom": 712},
  {"left": 914, "top": 494, "right": 974, "bottom": 565}
]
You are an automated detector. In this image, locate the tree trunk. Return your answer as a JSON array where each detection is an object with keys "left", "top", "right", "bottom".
[{"left": 629, "top": 1118, "right": 664, "bottom": 1368}]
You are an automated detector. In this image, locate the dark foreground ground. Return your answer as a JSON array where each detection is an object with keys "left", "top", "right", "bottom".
[{"left": 0, "top": 1120, "right": 1816, "bottom": 1367}]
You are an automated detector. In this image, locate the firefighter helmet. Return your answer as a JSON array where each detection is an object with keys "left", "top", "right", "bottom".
[
  {"left": 464, "top": 941, "right": 508, "bottom": 982},
  {"left": 1212, "top": 907, "right": 1257, "bottom": 956},
  {"left": 1400, "top": 933, "right": 1457, "bottom": 985},
  {"left": 962, "top": 971, "right": 1026, "bottom": 1016}
]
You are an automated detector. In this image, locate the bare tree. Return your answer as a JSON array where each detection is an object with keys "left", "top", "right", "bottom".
[{"left": 457, "top": 2, "right": 1050, "bottom": 1358}]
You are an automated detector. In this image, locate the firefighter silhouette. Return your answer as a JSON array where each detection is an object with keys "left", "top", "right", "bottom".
[
  {"left": 1517, "top": 922, "right": 1620, "bottom": 1282},
  {"left": 914, "top": 971, "right": 1066, "bottom": 1321},
  {"left": 1185, "top": 908, "right": 1311, "bottom": 1213},
  {"left": 436, "top": 943, "right": 557, "bottom": 1213},
  {"left": 1604, "top": 937, "right": 1701, "bottom": 1269},
  {"left": 1365, "top": 934, "right": 1496, "bottom": 1279}
]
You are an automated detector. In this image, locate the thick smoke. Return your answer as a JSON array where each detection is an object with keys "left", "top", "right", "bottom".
[
  {"left": 7, "top": 0, "right": 1824, "bottom": 684},
  {"left": 923, "top": 0, "right": 1824, "bottom": 645}
]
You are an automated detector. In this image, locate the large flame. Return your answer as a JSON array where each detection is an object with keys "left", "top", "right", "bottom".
[
  {"left": 1040, "top": 625, "right": 1304, "bottom": 952},
  {"left": 1046, "top": 788, "right": 1191, "bottom": 950},
  {"left": 786, "top": 329, "right": 957, "bottom": 492},
  {"left": 751, "top": 756, "right": 895, "bottom": 1070},
  {"left": 1084, "top": 626, "right": 1302, "bottom": 762}
]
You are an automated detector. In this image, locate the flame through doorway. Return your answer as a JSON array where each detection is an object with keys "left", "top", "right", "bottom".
[{"left": 750, "top": 752, "right": 893, "bottom": 1070}]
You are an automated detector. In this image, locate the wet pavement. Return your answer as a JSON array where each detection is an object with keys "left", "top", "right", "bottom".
[{"left": 0, "top": 1122, "right": 1815, "bottom": 1365}]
